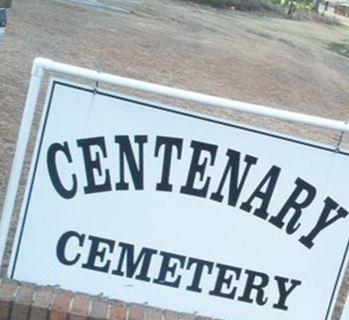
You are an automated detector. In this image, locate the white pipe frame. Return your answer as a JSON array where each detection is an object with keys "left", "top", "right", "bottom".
[{"left": 0, "top": 57, "right": 349, "bottom": 317}]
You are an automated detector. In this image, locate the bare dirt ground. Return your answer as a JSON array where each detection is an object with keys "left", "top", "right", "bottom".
[{"left": 1, "top": 0, "right": 349, "bottom": 318}]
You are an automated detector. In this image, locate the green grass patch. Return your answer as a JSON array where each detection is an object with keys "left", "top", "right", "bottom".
[
  {"left": 183, "top": 0, "right": 282, "bottom": 12},
  {"left": 327, "top": 41, "right": 349, "bottom": 59}
]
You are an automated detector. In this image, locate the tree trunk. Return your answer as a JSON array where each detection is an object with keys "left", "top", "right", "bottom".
[
  {"left": 287, "top": 0, "right": 296, "bottom": 17},
  {"left": 311, "top": 0, "right": 321, "bottom": 12}
]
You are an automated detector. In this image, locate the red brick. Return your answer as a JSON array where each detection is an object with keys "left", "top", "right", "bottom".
[
  {"left": 10, "top": 283, "right": 36, "bottom": 320},
  {"left": 0, "top": 280, "right": 212, "bottom": 320},
  {"left": 147, "top": 306, "right": 162, "bottom": 320},
  {"left": 69, "top": 293, "right": 90, "bottom": 320},
  {"left": 179, "top": 313, "right": 195, "bottom": 320},
  {"left": 0, "top": 280, "right": 19, "bottom": 320},
  {"left": 129, "top": 303, "right": 144, "bottom": 320},
  {"left": 194, "top": 316, "right": 211, "bottom": 320},
  {"left": 109, "top": 300, "right": 126, "bottom": 320},
  {"left": 163, "top": 310, "right": 180, "bottom": 320},
  {"left": 89, "top": 297, "right": 109, "bottom": 320},
  {"left": 29, "top": 286, "right": 54, "bottom": 320},
  {"left": 49, "top": 289, "right": 73, "bottom": 320}
]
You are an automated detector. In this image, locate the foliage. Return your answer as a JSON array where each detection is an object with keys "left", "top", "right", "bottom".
[
  {"left": 270, "top": 0, "right": 322, "bottom": 17},
  {"left": 184, "top": 0, "right": 341, "bottom": 24},
  {"left": 184, "top": 0, "right": 317, "bottom": 14},
  {"left": 185, "top": 0, "right": 282, "bottom": 12},
  {"left": 271, "top": 0, "right": 312, "bottom": 9},
  {"left": 0, "top": 0, "right": 11, "bottom": 9}
]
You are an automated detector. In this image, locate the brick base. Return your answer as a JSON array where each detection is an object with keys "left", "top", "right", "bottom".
[{"left": 0, "top": 278, "right": 211, "bottom": 320}]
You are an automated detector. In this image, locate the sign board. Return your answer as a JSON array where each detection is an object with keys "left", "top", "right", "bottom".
[{"left": 9, "top": 79, "right": 349, "bottom": 320}]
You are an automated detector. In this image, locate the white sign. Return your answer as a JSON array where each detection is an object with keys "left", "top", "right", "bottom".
[{"left": 9, "top": 79, "right": 349, "bottom": 320}]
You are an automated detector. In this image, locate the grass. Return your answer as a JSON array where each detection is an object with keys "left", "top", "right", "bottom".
[
  {"left": 312, "top": 12, "right": 341, "bottom": 25},
  {"left": 183, "top": 0, "right": 282, "bottom": 12},
  {"left": 327, "top": 41, "right": 349, "bottom": 59}
]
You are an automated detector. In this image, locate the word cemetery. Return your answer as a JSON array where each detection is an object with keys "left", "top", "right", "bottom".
[{"left": 57, "top": 230, "right": 301, "bottom": 311}]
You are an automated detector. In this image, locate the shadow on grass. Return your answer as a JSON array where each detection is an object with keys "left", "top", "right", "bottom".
[{"left": 327, "top": 41, "right": 349, "bottom": 59}]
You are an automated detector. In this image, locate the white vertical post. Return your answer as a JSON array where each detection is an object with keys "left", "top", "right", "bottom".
[{"left": 0, "top": 64, "right": 44, "bottom": 269}]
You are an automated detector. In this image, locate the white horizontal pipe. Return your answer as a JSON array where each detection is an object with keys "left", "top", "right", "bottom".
[{"left": 34, "top": 57, "right": 349, "bottom": 132}]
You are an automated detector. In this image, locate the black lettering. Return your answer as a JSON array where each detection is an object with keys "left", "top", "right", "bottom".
[
  {"left": 153, "top": 251, "right": 186, "bottom": 288},
  {"left": 115, "top": 135, "right": 148, "bottom": 190},
  {"left": 112, "top": 242, "right": 157, "bottom": 282},
  {"left": 211, "top": 150, "right": 257, "bottom": 206},
  {"left": 155, "top": 136, "right": 183, "bottom": 192},
  {"left": 77, "top": 137, "right": 112, "bottom": 194},
  {"left": 56, "top": 231, "right": 85, "bottom": 266},
  {"left": 180, "top": 141, "right": 218, "bottom": 198},
  {"left": 209, "top": 263, "right": 241, "bottom": 299},
  {"left": 47, "top": 142, "right": 77, "bottom": 199},
  {"left": 269, "top": 178, "right": 316, "bottom": 234},
  {"left": 82, "top": 235, "right": 115, "bottom": 273},
  {"left": 273, "top": 276, "right": 302, "bottom": 310},
  {"left": 238, "top": 269, "right": 269, "bottom": 306},
  {"left": 299, "top": 197, "right": 348, "bottom": 249},
  {"left": 240, "top": 166, "right": 281, "bottom": 220},
  {"left": 186, "top": 257, "right": 214, "bottom": 293}
]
